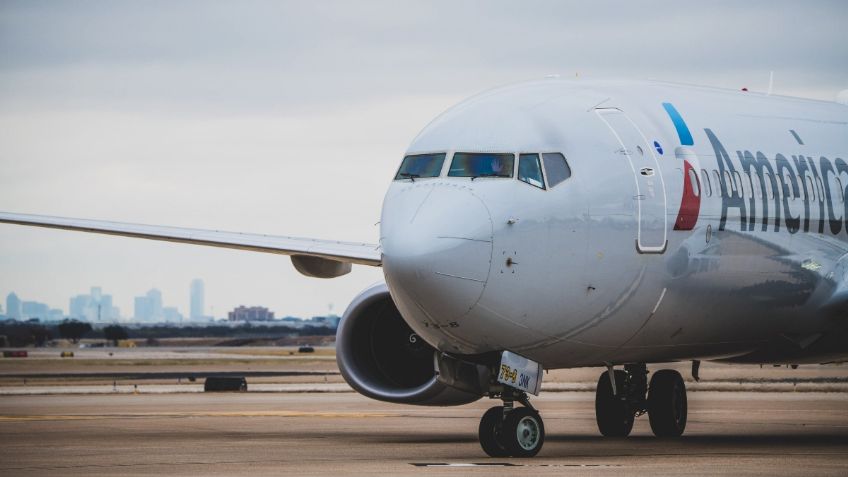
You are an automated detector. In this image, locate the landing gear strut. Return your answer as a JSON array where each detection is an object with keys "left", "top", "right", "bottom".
[
  {"left": 478, "top": 387, "right": 545, "bottom": 457},
  {"left": 595, "top": 364, "right": 687, "bottom": 438}
]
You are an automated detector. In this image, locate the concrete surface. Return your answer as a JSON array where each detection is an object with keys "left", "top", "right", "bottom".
[
  {"left": 1, "top": 391, "right": 846, "bottom": 476},
  {"left": 4, "top": 349, "right": 846, "bottom": 390},
  {"left": 4, "top": 381, "right": 848, "bottom": 395}
]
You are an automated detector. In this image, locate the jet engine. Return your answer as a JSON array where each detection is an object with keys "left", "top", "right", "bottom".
[{"left": 336, "top": 282, "right": 487, "bottom": 406}]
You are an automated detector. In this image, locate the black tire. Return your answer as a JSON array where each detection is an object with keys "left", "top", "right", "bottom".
[
  {"left": 595, "top": 370, "right": 634, "bottom": 437},
  {"left": 647, "top": 369, "right": 687, "bottom": 437},
  {"left": 502, "top": 407, "right": 545, "bottom": 458},
  {"left": 478, "top": 406, "right": 509, "bottom": 457}
]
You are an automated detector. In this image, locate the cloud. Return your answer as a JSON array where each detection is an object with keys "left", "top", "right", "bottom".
[{"left": 1, "top": 1, "right": 845, "bottom": 114}]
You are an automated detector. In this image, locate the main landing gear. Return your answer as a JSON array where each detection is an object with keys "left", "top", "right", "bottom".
[
  {"left": 595, "top": 363, "right": 687, "bottom": 438},
  {"left": 478, "top": 387, "right": 545, "bottom": 457}
]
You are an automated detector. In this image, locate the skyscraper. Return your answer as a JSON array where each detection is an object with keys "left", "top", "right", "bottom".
[
  {"left": 190, "top": 279, "right": 204, "bottom": 321},
  {"left": 6, "top": 293, "right": 22, "bottom": 319},
  {"left": 134, "top": 288, "right": 164, "bottom": 322},
  {"left": 133, "top": 296, "right": 152, "bottom": 322},
  {"left": 69, "top": 295, "right": 89, "bottom": 319},
  {"left": 147, "top": 288, "right": 163, "bottom": 321},
  {"left": 69, "top": 287, "right": 119, "bottom": 321},
  {"left": 22, "top": 301, "right": 50, "bottom": 320}
]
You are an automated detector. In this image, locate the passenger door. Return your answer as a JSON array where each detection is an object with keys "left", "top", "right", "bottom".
[{"left": 596, "top": 108, "right": 668, "bottom": 253}]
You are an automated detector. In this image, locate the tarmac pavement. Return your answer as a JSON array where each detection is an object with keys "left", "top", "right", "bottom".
[{"left": 1, "top": 391, "right": 846, "bottom": 476}]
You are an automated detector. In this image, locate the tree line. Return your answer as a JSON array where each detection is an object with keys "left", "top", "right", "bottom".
[{"left": 0, "top": 320, "right": 335, "bottom": 347}]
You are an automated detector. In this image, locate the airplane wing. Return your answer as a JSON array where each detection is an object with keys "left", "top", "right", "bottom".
[{"left": 0, "top": 212, "right": 381, "bottom": 278}]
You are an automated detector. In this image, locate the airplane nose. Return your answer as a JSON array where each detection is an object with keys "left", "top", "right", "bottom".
[{"left": 382, "top": 184, "right": 494, "bottom": 324}]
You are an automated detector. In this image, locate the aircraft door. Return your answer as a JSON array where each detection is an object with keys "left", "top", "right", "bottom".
[{"left": 596, "top": 108, "right": 668, "bottom": 253}]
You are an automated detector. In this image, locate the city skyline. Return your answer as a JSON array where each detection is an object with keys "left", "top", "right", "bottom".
[{"left": 2, "top": 278, "right": 334, "bottom": 322}]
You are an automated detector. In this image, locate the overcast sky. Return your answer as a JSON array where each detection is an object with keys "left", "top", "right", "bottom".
[{"left": 1, "top": 0, "right": 846, "bottom": 320}]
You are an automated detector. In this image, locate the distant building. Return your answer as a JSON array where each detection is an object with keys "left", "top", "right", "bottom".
[
  {"left": 190, "top": 279, "right": 204, "bottom": 321},
  {"left": 69, "top": 287, "right": 119, "bottom": 321},
  {"left": 134, "top": 296, "right": 152, "bottom": 322},
  {"left": 228, "top": 306, "right": 274, "bottom": 322},
  {"left": 134, "top": 288, "right": 164, "bottom": 322},
  {"left": 162, "top": 306, "right": 183, "bottom": 323},
  {"left": 147, "top": 289, "right": 162, "bottom": 320},
  {"left": 6, "top": 293, "right": 22, "bottom": 320},
  {"left": 22, "top": 301, "right": 50, "bottom": 320},
  {"left": 69, "top": 295, "right": 88, "bottom": 318}
]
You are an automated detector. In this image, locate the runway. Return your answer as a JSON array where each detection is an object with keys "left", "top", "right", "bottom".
[{"left": 1, "top": 392, "right": 846, "bottom": 476}]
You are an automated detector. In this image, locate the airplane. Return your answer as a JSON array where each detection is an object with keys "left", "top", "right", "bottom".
[{"left": 2, "top": 78, "right": 847, "bottom": 458}]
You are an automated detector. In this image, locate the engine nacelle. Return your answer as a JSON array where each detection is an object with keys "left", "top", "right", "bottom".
[{"left": 336, "top": 282, "right": 487, "bottom": 406}]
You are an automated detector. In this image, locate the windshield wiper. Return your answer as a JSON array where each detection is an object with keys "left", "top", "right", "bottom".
[
  {"left": 398, "top": 173, "right": 421, "bottom": 182},
  {"left": 471, "top": 173, "right": 509, "bottom": 181}
]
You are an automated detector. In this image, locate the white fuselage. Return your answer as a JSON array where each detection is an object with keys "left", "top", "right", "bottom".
[{"left": 380, "top": 79, "right": 848, "bottom": 369}]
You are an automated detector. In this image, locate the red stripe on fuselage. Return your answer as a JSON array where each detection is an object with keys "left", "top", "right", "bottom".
[{"left": 674, "top": 160, "right": 701, "bottom": 230}]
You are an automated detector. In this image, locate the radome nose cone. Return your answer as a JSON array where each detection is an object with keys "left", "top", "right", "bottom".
[{"left": 382, "top": 184, "right": 493, "bottom": 323}]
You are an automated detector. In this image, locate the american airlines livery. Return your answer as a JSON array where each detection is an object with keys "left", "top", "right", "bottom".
[{"left": 3, "top": 79, "right": 847, "bottom": 457}]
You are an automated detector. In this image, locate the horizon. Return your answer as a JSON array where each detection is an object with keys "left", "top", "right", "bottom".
[{"left": 2, "top": 284, "right": 342, "bottom": 323}]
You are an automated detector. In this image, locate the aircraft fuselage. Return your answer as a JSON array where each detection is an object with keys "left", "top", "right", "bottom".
[{"left": 380, "top": 79, "right": 848, "bottom": 368}]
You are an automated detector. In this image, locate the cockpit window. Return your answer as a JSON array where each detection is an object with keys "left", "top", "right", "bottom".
[
  {"left": 394, "top": 153, "right": 446, "bottom": 180},
  {"left": 542, "top": 153, "right": 571, "bottom": 187},
  {"left": 448, "top": 153, "right": 514, "bottom": 179},
  {"left": 518, "top": 154, "right": 545, "bottom": 189}
]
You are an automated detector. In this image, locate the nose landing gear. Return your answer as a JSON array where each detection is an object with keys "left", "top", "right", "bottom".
[
  {"left": 594, "top": 364, "right": 687, "bottom": 438},
  {"left": 478, "top": 388, "right": 545, "bottom": 457}
]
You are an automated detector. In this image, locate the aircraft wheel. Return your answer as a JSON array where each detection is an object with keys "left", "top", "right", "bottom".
[
  {"left": 595, "top": 370, "right": 634, "bottom": 437},
  {"left": 478, "top": 406, "right": 509, "bottom": 457},
  {"left": 648, "top": 369, "right": 687, "bottom": 437},
  {"left": 501, "top": 407, "right": 545, "bottom": 457}
]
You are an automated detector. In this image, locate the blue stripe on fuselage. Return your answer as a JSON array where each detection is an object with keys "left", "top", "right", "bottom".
[{"left": 662, "top": 102, "right": 694, "bottom": 146}]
